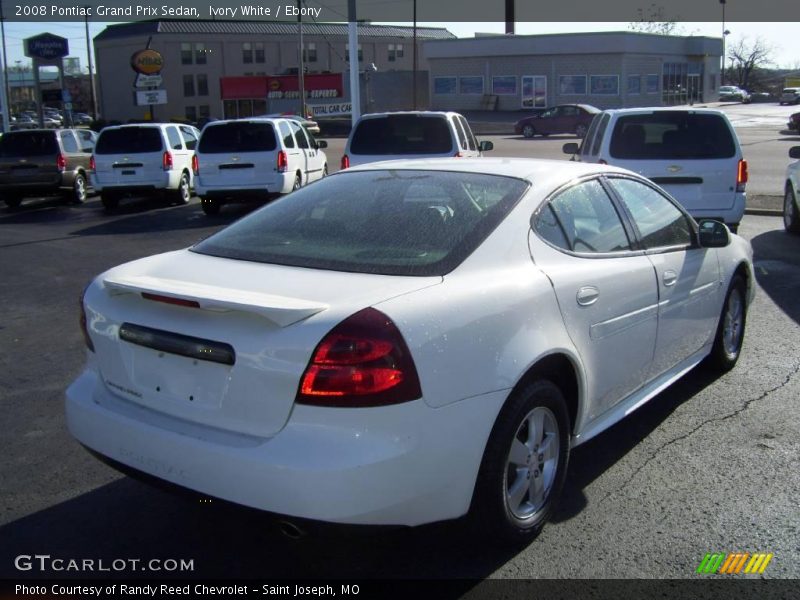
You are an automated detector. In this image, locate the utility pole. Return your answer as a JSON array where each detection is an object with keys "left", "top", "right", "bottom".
[
  {"left": 347, "top": 0, "right": 360, "bottom": 125},
  {"left": 412, "top": 0, "right": 417, "bottom": 110},
  {"left": 297, "top": 0, "right": 306, "bottom": 118},
  {"left": 84, "top": 8, "right": 98, "bottom": 120},
  {"left": 0, "top": 3, "right": 11, "bottom": 131}
]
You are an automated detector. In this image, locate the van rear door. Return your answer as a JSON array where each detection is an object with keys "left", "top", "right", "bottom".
[{"left": 604, "top": 111, "right": 741, "bottom": 214}]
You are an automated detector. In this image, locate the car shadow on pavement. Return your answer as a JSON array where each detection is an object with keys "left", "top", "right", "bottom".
[
  {"left": 0, "top": 198, "right": 93, "bottom": 224},
  {"left": 68, "top": 202, "right": 257, "bottom": 237},
  {"left": 0, "top": 476, "right": 516, "bottom": 586},
  {"left": 552, "top": 365, "right": 723, "bottom": 524},
  {"left": 750, "top": 229, "right": 800, "bottom": 326}
]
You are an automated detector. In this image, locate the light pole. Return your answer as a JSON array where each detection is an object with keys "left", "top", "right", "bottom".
[
  {"left": 84, "top": 7, "right": 98, "bottom": 120},
  {"left": 719, "top": 0, "right": 727, "bottom": 85}
]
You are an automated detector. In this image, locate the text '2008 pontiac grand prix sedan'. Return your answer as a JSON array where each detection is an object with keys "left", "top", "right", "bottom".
[{"left": 67, "top": 158, "right": 754, "bottom": 543}]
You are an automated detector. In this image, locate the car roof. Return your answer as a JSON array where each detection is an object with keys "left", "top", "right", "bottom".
[
  {"left": 342, "top": 157, "right": 631, "bottom": 183},
  {"left": 358, "top": 111, "right": 463, "bottom": 120},
  {"left": 599, "top": 107, "right": 729, "bottom": 117}
]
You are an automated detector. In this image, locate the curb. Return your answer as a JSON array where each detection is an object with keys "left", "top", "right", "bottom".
[{"left": 745, "top": 208, "right": 782, "bottom": 217}]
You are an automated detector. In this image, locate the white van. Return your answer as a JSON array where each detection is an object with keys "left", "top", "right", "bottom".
[
  {"left": 91, "top": 123, "right": 199, "bottom": 211},
  {"left": 564, "top": 108, "right": 747, "bottom": 231},
  {"left": 193, "top": 117, "right": 327, "bottom": 215},
  {"left": 341, "top": 111, "right": 492, "bottom": 169}
]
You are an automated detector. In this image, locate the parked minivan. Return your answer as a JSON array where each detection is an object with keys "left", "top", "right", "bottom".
[
  {"left": 91, "top": 123, "right": 200, "bottom": 211},
  {"left": 193, "top": 117, "right": 328, "bottom": 215},
  {"left": 341, "top": 111, "right": 492, "bottom": 169},
  {"left": 563, "top": 108, "right": 747, "bottom": 231},
  {"left": 0, "top": 128, "right": 94, "bottom": 208}
]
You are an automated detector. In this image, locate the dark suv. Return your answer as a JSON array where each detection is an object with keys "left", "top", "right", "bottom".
[{"left": 0, "top": 129, "right": 95, "bottom": 208}]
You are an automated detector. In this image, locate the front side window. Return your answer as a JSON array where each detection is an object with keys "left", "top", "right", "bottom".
[
  {"left": 608, "top": 178, "right": 692, "bottom": 249},
  {"left": 535, "top": 179, "right": 631, "bottom": 253},
  {"left": 192, "top": 170, "right": 530, "bottom": 276},
  {"left": 291, "top": 121, "right": 310, "bottom": 149}
]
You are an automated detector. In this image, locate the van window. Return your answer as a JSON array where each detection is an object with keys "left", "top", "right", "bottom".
[
  {"left": 350, "top": 115, "right": 454, "bottom": 155},
  {"left": 589, "top": 113, "right": 610, "bottom": 156},
  {"left": 180, "top": 126, "right": 198, "bottom": 150},
  {"left": 291, "top": 122, "right": 310, "bottom": 149},
  {"left": 166, "top": 126, "right": 183, "bottom": 150},
  {"left": 0, "top": 131, "right": 58, "bottom": 157},
  {"left": 451, "top": 116, "right": 468, "bottom": 150},
  {"left": 198, "top": 122, "right": 278, "bottom": 153},
  {"left": 278, "top": 122, "right": 295, "bottom": 148},
  {"left": 60, "top": 131, "right": 79, "bottom": 153},
  {"left": 457, "top": 115, "right": 478, "bottom": 151},
  {"left": 95, "top": 128, "right": 162, "bottom": 154},
  {"left": 609, "top": 112, "right": 736, "bottom": 160}
]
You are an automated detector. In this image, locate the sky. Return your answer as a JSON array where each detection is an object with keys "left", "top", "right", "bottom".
[{"left": 0, "top": 21, "right": 798, "bottom": 74}]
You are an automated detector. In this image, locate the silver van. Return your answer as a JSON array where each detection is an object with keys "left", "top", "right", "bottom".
[{"left": 564, "top": 108, "right": 747, "bottom": 231}]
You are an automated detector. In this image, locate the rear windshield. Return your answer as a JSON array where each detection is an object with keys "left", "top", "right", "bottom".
[
  {"left": 198, "top": 121, "right": 278, "bottom": 153},
  {"left": 0, "top": 131, "right": 57, "bottom": 157},
  {"left": 350, "top": 115, "right": 454, "bottom": 155},
  {"left": 609, "top": 112, "right": 736, "bottom": 160},
  {"left": 95, "top": 128, "right": 163, "bottom": 154},
  {"left": 192, "top": 170, "right": 529, "bottom": 276}
]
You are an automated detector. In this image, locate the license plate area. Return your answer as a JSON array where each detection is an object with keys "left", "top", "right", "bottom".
[{"left": 121, "top": 169, "right": 136, "bottom": 175}]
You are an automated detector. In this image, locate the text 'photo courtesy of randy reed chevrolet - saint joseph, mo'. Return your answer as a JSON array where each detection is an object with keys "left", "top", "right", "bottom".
[{"left": 42, "top": 4, "right": 323, "bottom": 18}]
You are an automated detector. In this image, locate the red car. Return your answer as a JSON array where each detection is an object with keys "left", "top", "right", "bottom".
[{"left": 514, "top": 104, "right": 599, "bottom": 139}]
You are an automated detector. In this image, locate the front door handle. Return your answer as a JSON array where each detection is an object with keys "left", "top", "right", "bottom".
[
  {"left": 576, "top": 286, "right": 599, "bottom": 306},
  {"left": 663, "top": 270, "right": 678, "bottom": 287}
]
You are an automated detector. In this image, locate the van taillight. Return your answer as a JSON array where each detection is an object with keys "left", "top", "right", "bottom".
[
  {"left": 277, "top": 150, "right": 288, "bottom": 173},
  {"left": 162, "top": 151, "right": 173, "bottom": 171},
  {"left": 56, "top": 153, "right": 66, "bottom": 171},
  {"left": 89, "top": 155, "right": 96, "bottom": 171},
  {"left": 736, "top": 159, "right": 748, "bottom": 192},
  {"left": 79, "top": 287, "right": 95, "bottom": 352},
  {"left": 340, "top": 154, "right": 350, "bottom": 170},
  {"left": 296, "top": 308, "right": 422, "bottom": 407},
  {"left": 192, "top": 154, "right": 199, "bottom": 175}
]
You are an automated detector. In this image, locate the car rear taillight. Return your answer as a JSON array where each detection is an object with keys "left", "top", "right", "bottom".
[
  {"left": 736, "top": 159, "right": 748, "bottom": 192},
  {"left": 56, "top": 153, "right": 66, "bottom": 171},
  {"left": 296, "top": 308, "right": 422, "bottom": 407},
  {"left": 79, "top": 287, "right": 95, "bottom": 352},
  {"left": 340, "top": 154, "right": 350, "bottom": 170},
  {"left": 162, "top": 151, "right": 173, "bottom": 171},
  {"left": 192, "top": 154, "right": 199, "bottom": 175},
  {"left": 277, "top": 150, "right": 288, "bottom": 173},
  {"left": 89, "top": 155, "right": 96, "bottom": 171}
]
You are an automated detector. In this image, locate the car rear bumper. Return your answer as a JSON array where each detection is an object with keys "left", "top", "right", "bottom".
[
  {"left": 195, "top": 174, "right": 291, "bottom": 197},
  {"left": 66, "top": 368, "right": 504, "bottom": 526},
  {"left": 92, "top": 173, "right": 173, "bottom": 193}
]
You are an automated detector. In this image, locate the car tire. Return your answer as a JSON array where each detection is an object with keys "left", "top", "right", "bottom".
[
  {"left": 784, "top": 185, "right": 800, "bottom": 234},
  {"left": 201, "top": 198, "right": 221, "bottom": 216},
  {"left": 4, "top": 196, "right": 22, "bottom": 209},
  {"left": 68, "top": 173, "right": 87, "bottom": 204},
  {"left": 322, "top": 164, "right": 328, "bottom": 178},
  {"left": 471, "top": 379, "right": 570, "bottom": 545},
  {"left": 706, "top": 275, "right": 747, "bottom": 372},
  {"left": 101, "top": 192, "right": 119, "bottom": 212},
  {"left": 522, "top": 124, "right": 536, "bottom": 139},
  {"left": 575, "top": 124, "right": 588, "bottom": 138},
  {"left": 172, "top": 172, "right": 191, "bottom": 205},
  {"left": 292, "top": 174, "right": 302, "bottom": 191}
]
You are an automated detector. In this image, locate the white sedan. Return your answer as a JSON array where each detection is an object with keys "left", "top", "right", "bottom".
[
  {"left": 784, "top": 145, "right": 800, "bottom": 233},
  {"left": 67, "top": 159, "right": 754, "bottom": 543}
]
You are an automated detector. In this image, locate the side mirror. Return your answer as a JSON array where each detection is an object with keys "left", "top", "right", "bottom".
[
  {"left": 789, "top": 146, "right": 800, "bottom": 159},
  {"left": 563, "top": 142, "right": 579, "bottom": 155},
  {"left": 316, "top": 140, "right": 328, "bottom": 149},
  {"left": 698, "top": 219, "right": 731, "bottom": 248},
  {"left": 479, "top": 140, "right": 493, "bottom": 152}
]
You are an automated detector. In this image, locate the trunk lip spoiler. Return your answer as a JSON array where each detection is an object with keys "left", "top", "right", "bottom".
[{"left": 103, "top": 274, "right": 328, "bottom": 327}]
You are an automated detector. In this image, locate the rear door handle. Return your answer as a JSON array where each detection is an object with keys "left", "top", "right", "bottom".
[
  {"left": 663, "top": 270, "right": 678, "bottom": 287},
  {"left": 576, "top": 286, "right": 599, "bottom": 306}
]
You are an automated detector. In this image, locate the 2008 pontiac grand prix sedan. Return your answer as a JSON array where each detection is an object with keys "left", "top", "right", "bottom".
[{"left": 66, "top": 158, "right": 754, "bottom": 543}]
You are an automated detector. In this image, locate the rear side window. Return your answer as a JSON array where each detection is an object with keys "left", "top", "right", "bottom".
[
  {"left": 278, "top": 122, "right": 295, "bottom": 148},
  {"left": 198, "top": 122, "right": 278, "bottom": 153},
  {"left": 192, "top": 170, "right": 529, "bottom": 276},
  {"left": 291, "top": 122, "right": 309, "bottom": 149},
  {"left": 95, "top": 128, "right": 163, "bottom": 154},
  {"left": 457, "top": 116, "right": 478, "bottom": 151},
  {"left": 588, "top": 113, "right": 610, "bottom": 157},
  {"left": 350, "top": 115, "right": 454, "bottom": 155},
  {"left": 166, "top": 127, "right": 183, "bottom": 150},
  {"left": 0, "top": 131, "right": 58, "bottom": 157},
  {"left": 60, "top": 131, "right": 79, "bottom": 153},
  {"left": 609, "top": 112, "right": 736, "bottom": 160},
  {"left": 451, "top": 116, "right": 468, "bottom": 150}
]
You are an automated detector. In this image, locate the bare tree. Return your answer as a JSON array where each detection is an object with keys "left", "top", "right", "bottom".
[
  {"left": 727, "top": 37, "right": 775, "bottom": 90},
  {"left": 628, "top": 4, "right": 684, "bottom": 35}
]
